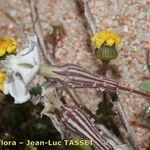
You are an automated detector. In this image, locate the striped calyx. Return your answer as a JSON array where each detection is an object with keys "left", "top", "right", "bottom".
[
  {"left": 47, "top": 64, "right": 118, "bottom": 93},
  {"left": 61, "top": 105, "right": 114, "bottom": 150},
  {"left": 95, "top": 44, "right": 118, "bottom": 62}
]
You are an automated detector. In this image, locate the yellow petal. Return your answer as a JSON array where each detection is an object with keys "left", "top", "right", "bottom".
[
  {"left": 0, "top": 84, "right": 3, "bottom": 91},
  {"left": 106, "top": 39, "right": 115, "bottom": 46},
  {"left": 7, "top": 44, "right": 16, "bottom": 53},
  {"left": 115, "top": 36, "right": 121, "bottom": 45},
  {"left": 0, "top": 72, "right": 6, "bottom": 91},
  {"left": 99, "top": 31, "right": 108, "bottom": 40},
  {"left": 6, "top": 38, "right": 17, "bottom": 53},
  {"left": 95, "top": 39, "right": 105, "bottom": 48},
  {"left": 0, "top": 47, "right": 6, "bottom": 57},
  {"left": 91, "top": 29, "right": 121, "bottom": 48},
  {"left": 0, "top": 72, "right": 6, "bottom": 81},
  {"left": 0, "top": 37, "right": 17, "bottom": 56}
]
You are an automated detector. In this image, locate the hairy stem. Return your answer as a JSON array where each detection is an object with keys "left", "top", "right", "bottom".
[{"left": 118, "top": 85, "right": 150, "bottom": 99}]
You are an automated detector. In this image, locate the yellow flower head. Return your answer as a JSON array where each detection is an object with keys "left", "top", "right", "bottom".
[
  {"left": 0, "top": 37, "right": 17, "bottom": 57},
  {"left": 91, "top": 30, "right": 121, "bottom": 48},
  {"left": 0, "top": 72, "right": 6, "bottom": 91}
]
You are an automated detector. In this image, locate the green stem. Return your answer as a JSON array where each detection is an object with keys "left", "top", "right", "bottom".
[{"left": 102, "top": 61, "right": 109, "bottom": 76}]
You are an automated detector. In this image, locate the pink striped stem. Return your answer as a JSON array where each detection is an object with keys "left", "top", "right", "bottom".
[
  {"left": 39, "top": 64, "right": 150, "bottom": 99},
  {"left": 60, "top": 105, "right": 114, "bottom": 150},
  {"left": 39, "top": 64, "right": 118, "bottom": 92}
]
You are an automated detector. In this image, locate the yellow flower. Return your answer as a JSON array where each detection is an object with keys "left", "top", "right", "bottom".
[
  {"left": 91, "top": 30, "right": 121, "bottom": 48},
  {"left": 0, "top": 72, "right": 6, "bottom": 91},
  {"left": 0, "top": 38, "right": 17, "bottom": 57}
]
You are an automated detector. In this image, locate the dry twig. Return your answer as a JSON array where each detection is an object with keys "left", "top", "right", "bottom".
[
  {"left": 76, "top": 0, "right": 97, "bottom": 35},
  {"left": 82, "top": 0, "right": 97, "bottom": 34},
  {"left": 96, "top": 124, "right": 122, "bottom": 145},
  {"left": 114, "top": 100, "right": 140, "bottom": 150},
  {"left": 28, "top": 0, "right": 55, "bottom": 65}
]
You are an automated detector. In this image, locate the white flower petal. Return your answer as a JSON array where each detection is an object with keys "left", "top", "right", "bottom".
[
  {"left": 18, "top": 34, "right": 38, "bottom": 56},
  {"left": 5, "top": 34, "right": 40, "bottom": 85},
  {"left": 3, "top": 34, "right": 39, "bottom": 103},
  {"left": 15, "top": 34, "right": 39, "bottom": 84},
  {"left": 4, "top": 73, "right": 30, "bottom": 104}
]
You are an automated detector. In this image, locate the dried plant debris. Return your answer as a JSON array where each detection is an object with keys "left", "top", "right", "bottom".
[
  {"left": 45, "top": 21, "right": 66, "bottom": 58},
  {"left": 96, "top": 92, "right": 123, "bottom": 140},
  {"left": 130, "top": 106, "right": 150, "bottom": 129}
]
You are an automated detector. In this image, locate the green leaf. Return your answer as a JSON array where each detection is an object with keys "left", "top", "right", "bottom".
[
  {"left": 30, "top": 84, "right": 42, "bottom": 96},
  {"left": 139, "top": 80, "right": 150, "bottom": 92}
]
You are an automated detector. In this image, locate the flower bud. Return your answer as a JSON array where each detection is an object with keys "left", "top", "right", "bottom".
[
  {"left": 95, "top": 44, "right": 118, "bottom": 62},
  {"left": 91, "top": 30, "right": 121, "bottom": 62}
]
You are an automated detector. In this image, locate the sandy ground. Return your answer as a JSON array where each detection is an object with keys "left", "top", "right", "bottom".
[{"left": 0, "top": 0, "right": 150, "bottom": 149}]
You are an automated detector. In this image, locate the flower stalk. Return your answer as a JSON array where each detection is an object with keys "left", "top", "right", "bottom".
[{"left": 92, "top": 30, "right": 141, "bottom": 150}]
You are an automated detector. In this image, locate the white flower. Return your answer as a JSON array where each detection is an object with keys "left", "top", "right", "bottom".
[{"left": 3, "top": 34, "right": 40, "bottom": 104}]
